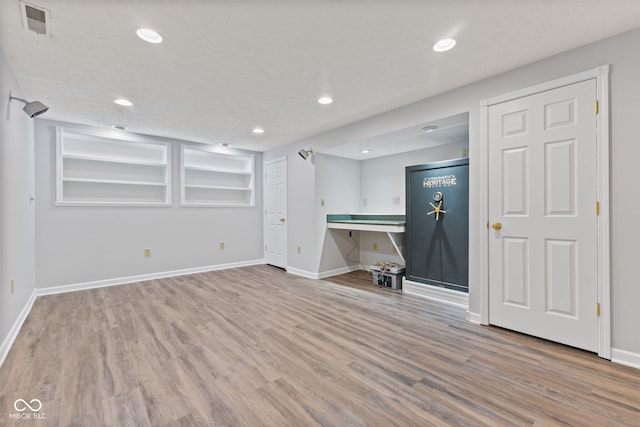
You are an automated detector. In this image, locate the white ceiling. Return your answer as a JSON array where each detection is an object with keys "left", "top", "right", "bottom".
[
  {"left": 321, "top": 112, "right": 469, "bottom": 160},
  {"left": 1, "top": 1, "right": 639, "bottom": 152}
]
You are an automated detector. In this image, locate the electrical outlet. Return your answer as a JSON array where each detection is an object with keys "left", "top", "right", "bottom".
[
  {"left": 11, "top": 279, "right": 14, "bottom": 294},
  {"left": 219, "top": 242, "right": 225, "bottom": 250},
  {"left": 462, "top": 147, "right": 469, "bottom": 157},
  {"left": 320, "top": 198, "right": 325, "bottom": 206},
  {"left": 144, "top": 248, "right": 151, "bottom": 257},
  {"left": 392, "top": 196, "right": 401, "bottom": 205},
  {"left": 297, "top": 246, "right": 301, "bottom": 254},
  {"left": 363, "top": 198, "right": 368, "bottom": 206},
  {"left": 373, "top": 242, "right": 378, "bottom": 251}
]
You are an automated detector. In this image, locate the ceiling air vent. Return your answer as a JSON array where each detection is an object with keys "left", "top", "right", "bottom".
[{"left": 20, "top": 2, "right": 52, "bottom": 36}]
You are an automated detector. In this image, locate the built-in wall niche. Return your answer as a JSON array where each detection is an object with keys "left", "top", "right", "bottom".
[
  {"left": 181, "top": 146, "right": 255, "bottom": 206},
  {"left": 55, "top": 127, "right": 171, "bottom": 206}
]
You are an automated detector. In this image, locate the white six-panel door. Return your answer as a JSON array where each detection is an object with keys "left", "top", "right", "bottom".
[
  {"left": 488, "top": 78, "right": 598, "bottom": 352},
  {"left": 264, "top": 158, "right": 287, "bottom": 268}
]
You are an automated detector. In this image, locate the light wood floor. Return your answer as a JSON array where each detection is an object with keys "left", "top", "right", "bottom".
[{"left": 1, "top": 265, "right": 639, "bottom": 426}]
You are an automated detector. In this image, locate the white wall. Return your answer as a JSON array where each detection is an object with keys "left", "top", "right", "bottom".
[
  {"left": 265, "top": 27, "right": 640, "bottom": 357},
  {"left": 359, "top": 141, "right": 468, "bottom": 214},
  {"left": 0, "top": 49, "right": 36, "bottom": 357},
  {"left": 34, "top": 119, "right": 264, "bottom": 288},
  {"left": 315, "top": 154, "right": 360, "bottom": 274}
]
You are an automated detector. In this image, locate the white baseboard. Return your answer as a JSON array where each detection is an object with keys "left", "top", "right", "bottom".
[
  {"left": 318, "top": 264, "right": 361, "bottom": 279},
  {"left": 466, "top": 311, "right": 482, "bottom": 324},
  {"left": 0, "top": 289, "right": 37, "bottom": 367},
  {"left": 36, "top": 259, "right": 265, "bottom": 297},
  {"left": 287, "top": 264, "right": 361, "bottom": 280},
  {"left": 611, "top": 348, "right": 640, "bottom": 370},
  {"left": 403, "top": 278, "right": 469, "bottom": 309},
  {"left": 286, "top": 267, "right": 319, "bottom": 279}
]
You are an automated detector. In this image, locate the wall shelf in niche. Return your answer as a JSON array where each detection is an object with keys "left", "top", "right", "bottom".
[
  {"left": 55, "top": 127, "right": 171, "bottom": 206},
  {"left": 181, "top": 146, "right": 255, "bottom": 206}
]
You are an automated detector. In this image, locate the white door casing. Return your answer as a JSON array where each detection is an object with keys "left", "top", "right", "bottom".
[
  {"left": 264, "top": 158, "right": 287, "bottom": 268},
  {"left": 479, "top": 65, "right": 611, "bottom": 358}
]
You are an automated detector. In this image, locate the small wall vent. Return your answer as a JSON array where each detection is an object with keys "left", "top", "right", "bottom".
[{"left": 20, "top": 1, "right": 52, "bottom": 36}]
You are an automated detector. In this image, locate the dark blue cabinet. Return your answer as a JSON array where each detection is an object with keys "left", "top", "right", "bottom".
[{"left": 406, "top": 158, "right": 469, "bottom": 293}]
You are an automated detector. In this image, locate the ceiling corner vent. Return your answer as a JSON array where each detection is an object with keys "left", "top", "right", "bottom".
[{"left": 20, "top": 1, "right": 52, "bottom": 36}]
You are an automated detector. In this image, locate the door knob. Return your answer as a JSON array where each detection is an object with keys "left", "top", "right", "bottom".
[
  {"left": 279, "top": 218, "right": 286, "bottom": 223},
  {"left": 491, "top": 222, "right": 502, "bottom": 230}
]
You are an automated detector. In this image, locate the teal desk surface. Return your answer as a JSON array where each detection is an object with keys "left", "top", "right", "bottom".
[
  {"left": 328, "top": 219, "right": 406, "bottom": 226},
  {"left": 327, "top": 214, "right": 406, "bottom": 225}
]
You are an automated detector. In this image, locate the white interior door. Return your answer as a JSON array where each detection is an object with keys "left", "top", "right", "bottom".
[
  {"left": 488, "top": 78, "right": 599, "bottom": 352},
  {"left": 264, "top": 158, "right": 287, "bottom": 268}
]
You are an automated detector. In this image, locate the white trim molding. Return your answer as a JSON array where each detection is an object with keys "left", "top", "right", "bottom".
[
  {"left": 611, "top": 348, "right": 640, "bottom": 370},
  {"left": 36, "top": 259, "right": 265, "bottom": 297},
  {"left": 0, "top": 289, "right": 37, "bottom": 367},
  {"left": 403, "top": 278, "right": 469, "bottom": 308},
  {"left": 466, "top": 311, "right": 482, "bottom": 324},
  {"left": 318, "top": 265, "right": 361, "bottom": 279},
  {"left": 288, "top": 265, "right": 363, "bottom": 280},
  {"left": 479, "top": 65, "right": 611, "bottom": 359},
  {"left": 595, "top": 65, "right": 612, "bottom": 360},
  {"left": 286, "top": 267, "right": 319, "bottom": 279}
]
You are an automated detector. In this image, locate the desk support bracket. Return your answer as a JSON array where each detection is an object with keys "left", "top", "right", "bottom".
[{"left": 386, "top": 232, "right": 406, "bottom": 264}]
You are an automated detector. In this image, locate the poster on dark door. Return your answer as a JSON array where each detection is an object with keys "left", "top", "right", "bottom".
[{"left": 405, "top": 158, "right": 469, "bottom": 292}]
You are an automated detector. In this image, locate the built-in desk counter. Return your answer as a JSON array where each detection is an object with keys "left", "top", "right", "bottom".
[
  {"left": 326, "top": 214, "right": 405, "bottom": 232},
  {"left": 327, "top": 214, "right": 406, "bottom": 263}
]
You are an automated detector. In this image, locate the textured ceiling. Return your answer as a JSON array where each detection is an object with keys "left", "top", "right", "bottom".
[
  {"left": 321, "top": 112, "right": 469, "bottom": 160},
  {"left": 1, "top": 1, "right": 640, "bottom": 152}
]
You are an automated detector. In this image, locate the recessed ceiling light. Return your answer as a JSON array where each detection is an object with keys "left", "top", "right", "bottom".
[
  {"left": 112, "top": 125, "right": 127, "bottom": 130},
  {"left": 114, "top": 98, "right": 133, "bottom": 106},
  {"left": 433, "top": 38, "right": 456, "bottom": 52},
  {"left": 361, "top": 149, "right": 371, "bottom": 154},
  {"left": 136, "top": 28, "right": 163, "bottom": 44},
  {"left": 252, "top": 127, "right": 265, "bottom": 134},
  {"left": 220, "top": 143, "right": 230, "bottom": 147},
  {"left": 318, "top": 96, "right": 333, "bottom": 105},
  {"left": 422, "top": 125, "right": 438, "bottom": 132}
]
